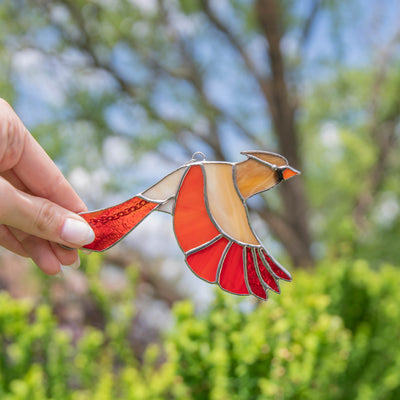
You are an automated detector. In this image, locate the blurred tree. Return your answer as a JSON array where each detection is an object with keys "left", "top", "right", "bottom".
[{"left": 0, "top": 0, "right": 399, "bottom": 267}]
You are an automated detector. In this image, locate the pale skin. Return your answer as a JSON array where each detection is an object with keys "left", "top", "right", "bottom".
[{"left": 0, "top": 98, "right": 95, "bottom": 275}]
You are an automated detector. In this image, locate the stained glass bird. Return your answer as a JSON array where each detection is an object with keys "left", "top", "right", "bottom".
[{"left": 80, "top": 151, "right": 300, "bottom": 300}]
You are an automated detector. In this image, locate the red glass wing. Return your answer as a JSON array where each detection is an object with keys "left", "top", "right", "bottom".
[
  {"left": 261, "top": 250, "right": 292, "bottom": 281},
  {"left": 81, "top": 197, "right": 158, "bottom": 251},
  {"left": 218, "top": 243, "right": 249, "bottom": 295},
  {"left": 245, "top": 248, "right": 267, "bottom": 300},
  {"left": 174, "top": 166, "right": 220, "bottom": 253},
  {"left": 256, "top": 250, "right": 280, "bottom": 293},
  {"left": 186, "top": 237, "right": 229, "bottom": 283}
]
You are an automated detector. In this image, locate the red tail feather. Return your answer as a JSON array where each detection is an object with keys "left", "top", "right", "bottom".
[
  {"left": 80, "top": 197, "right": 158, "bottom": 251},
  {"left": 262, "top": 250, "right": 292, "bottom": 281}
]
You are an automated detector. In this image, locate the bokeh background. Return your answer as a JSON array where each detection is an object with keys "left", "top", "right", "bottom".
[{"left": 1, "top": 0, "right": 400, "bottom": 398}]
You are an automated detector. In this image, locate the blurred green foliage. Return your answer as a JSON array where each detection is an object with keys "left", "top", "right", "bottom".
[
  {"left": 301, "top": 65, "right": 400, "bottom": 263},
  {"left": 2, "top": 255, "right": 400, "bottom": 399},
  {"left": 0, "top": 254, "right": 189, "bottom": 400},
  {"left": 1, "top": 0, "right": 400, "bottom": 398}
]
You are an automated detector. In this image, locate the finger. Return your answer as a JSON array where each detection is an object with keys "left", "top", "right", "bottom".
[
  {"left": 9, "top": 227, "right": 79, "bottom": 274},
  {"left": 0, "top": 99, "right": 86, "bottom": 213},
  {"left": 14, "top": 133, "right": 88, "bottom": 212},
  {"left": 0, "top": 177, "right": 95, "bottom": 248},
  {"left": 22, "top": 236, "right": 61, "bottom": 275},
  {"left": 1, "top": 169, "right": 31, "bottom": 194},
  {"left": 50, "top": 242, "right": 80, "bottom": 269},
  {"left": 2, "top": 167, "right": 81, "bottom": 267},
  {"left": 0, "top": 224, "right": 29, "bottom": 257},
  {"left": 9, "top": 227, "right": 61, "bottom": 275},
  {"left": 0, "top": 99, "right": 25, "bottom": 172}
]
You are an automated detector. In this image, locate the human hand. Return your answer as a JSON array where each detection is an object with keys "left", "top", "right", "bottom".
[{"left": 0, "top": 98, "right": 95, "bottom": 275}]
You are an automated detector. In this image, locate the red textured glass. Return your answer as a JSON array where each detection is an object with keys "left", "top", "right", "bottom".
[
  {"left": 246, "top": 248, "right": 267, "bottom": 299},
  {"left": 186, "top": 237, "right": 229, "bottom": 283},
  {"left": 256, "top": 250, "right": 280, "bottom": 293},
  {"left": 81, "top": 197, "right": 158, "bottom": 251},
  {"left": 262, "top": 250, "right": 292, "bottom": 281},
  {"left": 174, "top": 166, "right": 220, "bottom": 252},
  {"left": 219, "top": 243, "right": 248, "bottom": 295}
]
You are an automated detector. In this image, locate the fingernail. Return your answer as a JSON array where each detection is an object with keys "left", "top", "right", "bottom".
[
  {"left": 61, "top": 218, "right": 95, "bottom": 246},
  {"left": 55, "top": 267, "right": 64, "bottom": 278},
  {"left": 64, "top": 257, "right": 81, "bottom": 270}
]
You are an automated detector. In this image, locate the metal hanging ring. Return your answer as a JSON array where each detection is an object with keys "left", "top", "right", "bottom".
[
  {"left": 192, "top": 151, "right": 206, "bottom": 161},
  {"left": 185, "top": 151, "right": 206, "bottom": 164}
]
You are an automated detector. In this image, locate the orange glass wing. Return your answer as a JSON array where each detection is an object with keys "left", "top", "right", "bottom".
[
  {"left": 81, "top": 197, "right": 158, "bottom": 251},
  {"left": 174, "top": 165, "right": 220, "bottom": 253}
]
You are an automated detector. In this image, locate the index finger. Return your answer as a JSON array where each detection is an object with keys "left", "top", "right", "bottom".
[
  {"left": 0, "top": 99, "right": 87, "bottom": 213},
  {"left": 15, "top": 133, "right": 87, "bottom": 213}
]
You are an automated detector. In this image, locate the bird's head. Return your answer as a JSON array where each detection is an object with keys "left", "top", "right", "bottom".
[{"left": 235, "top": 150, "right": 300, "bottom": 199}]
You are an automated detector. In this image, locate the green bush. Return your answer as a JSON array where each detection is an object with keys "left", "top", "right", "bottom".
[
  {"left": 0, "top": 254, "right": 189, "bottom": 400},
  {"left": 1, "top": 257, "right": 400, "bottom": 399},
  {"left": 170, "top": 259, "right": 400, "bottom": 399}
]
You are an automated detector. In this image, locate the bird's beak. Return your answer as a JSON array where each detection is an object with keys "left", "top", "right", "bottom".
[{"left": 282, "top": 166, "right": 300, "bottom": 180}]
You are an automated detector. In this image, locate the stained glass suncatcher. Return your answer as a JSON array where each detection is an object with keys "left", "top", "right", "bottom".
[{"left": 80, "top": 151, "right": 300, "bottom": 300}]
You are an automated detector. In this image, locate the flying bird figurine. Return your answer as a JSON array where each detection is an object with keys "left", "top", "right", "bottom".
[{"left": 80, "top": 151, "right": 300, "bottom": 300}]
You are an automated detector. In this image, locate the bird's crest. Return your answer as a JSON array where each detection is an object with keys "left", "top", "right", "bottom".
[{"left": 240, "top": 150, "right": 288, "bottom": 169}]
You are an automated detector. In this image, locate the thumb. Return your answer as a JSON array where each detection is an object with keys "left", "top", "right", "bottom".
[{"left": 0, "top": 178, "right": 95, "bottom": 247}]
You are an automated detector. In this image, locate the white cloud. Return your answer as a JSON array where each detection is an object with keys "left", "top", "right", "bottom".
[
  {"left": 103, "top": 136, "right": 133, "bottom": 167},
  {"left": 129, "top": 0, "right": 158, "bottom": 15},
  {"left": 374, "top": 193, "right": 399, "bottom": 227},
  {"left": 320, "top": 122, "right": 341, "bottom": 148}
]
